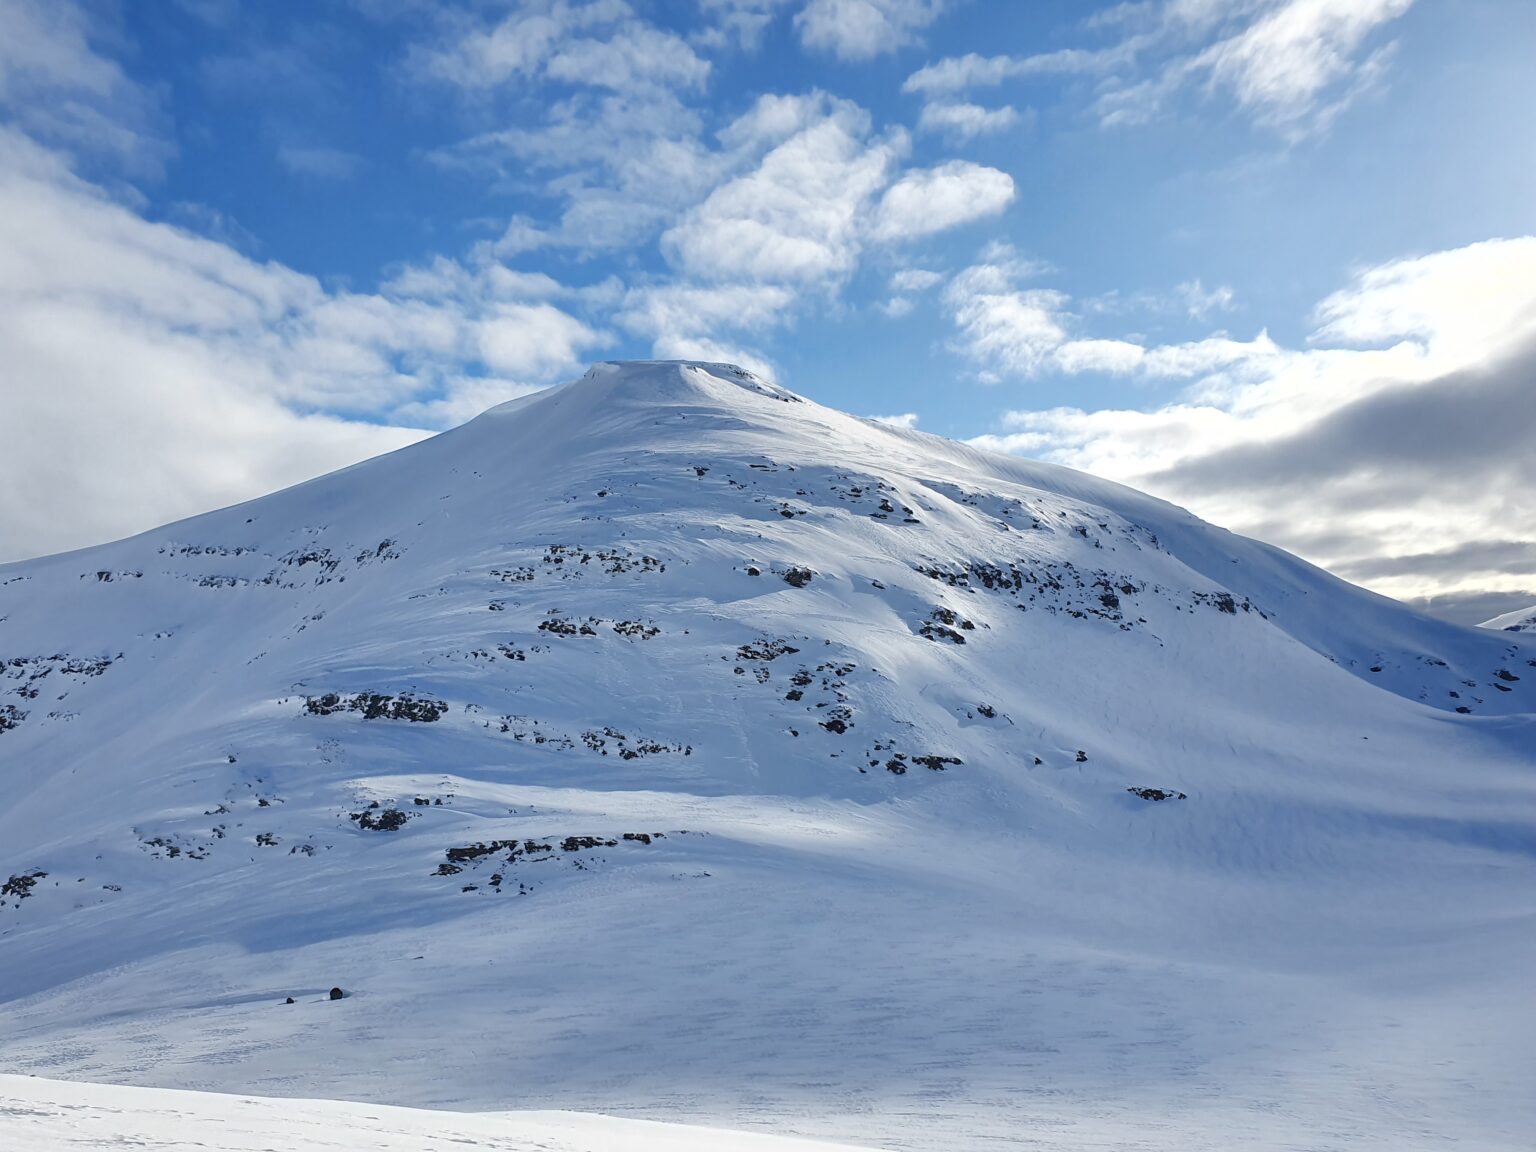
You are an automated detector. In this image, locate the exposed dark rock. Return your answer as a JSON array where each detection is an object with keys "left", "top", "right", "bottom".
[
  {"left": 561, "top": 835, "right": 618, "bottom": 852},
  {"left": 912, "top": 755, "right": 962, "bottom": 771},
  {"left": 737, "top": 639, "right": 800, "bottom": 662},
  {"left": 305, "top": 692, "right": 447, "bottom": 723},
  {"left": 1127, "top": 787, "right": 1186, "bottom": 801},
  {"left": 2, "top": 870, "right": 46, "bottom": 901},
  {"left": 350, "top": 807, "right": 412, "bottom": 832}
]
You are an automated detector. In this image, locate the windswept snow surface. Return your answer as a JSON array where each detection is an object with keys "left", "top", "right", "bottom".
[
  {"left": 1, "top": 361, "right": 1533, "bottom": 1150},
  {"left": 0, "top": 1074, "right": 881, "bottom": 1152}
]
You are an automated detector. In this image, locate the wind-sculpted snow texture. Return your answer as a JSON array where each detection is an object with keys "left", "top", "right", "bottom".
[{"left": 0, "top": 362, "right": 1533, "bottom": 1151}]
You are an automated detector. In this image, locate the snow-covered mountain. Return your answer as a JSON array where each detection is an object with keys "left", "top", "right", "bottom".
[
  {"left": 1482, "top": 604, "right": 1536, "bottom": 633},
  {"left": 2, "top": 361, "right": 1533, "bottom": 1151}
]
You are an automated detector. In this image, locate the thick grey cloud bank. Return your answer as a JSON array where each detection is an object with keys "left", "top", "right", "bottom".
[{"left": 970, "top": 238, "right": 1536, "bottom": 613}]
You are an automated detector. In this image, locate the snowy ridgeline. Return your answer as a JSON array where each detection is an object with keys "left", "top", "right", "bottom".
[
  {"left": 1481, "top": 603, "right": 1536, "bottom": 633},
  {"left": 0, "top": 361, "right": 1533, "bottom": 1151}
]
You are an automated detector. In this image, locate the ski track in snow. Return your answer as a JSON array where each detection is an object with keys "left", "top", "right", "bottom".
[{"left": 0, "top": 361, "right": 1533, "bottom": 1151}]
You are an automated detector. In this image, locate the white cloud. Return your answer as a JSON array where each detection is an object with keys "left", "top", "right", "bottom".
[
  {"left": 1052, "top": 338, "right": 1149, "bottom": 375},
  {"left": 944, "top": 254, "right": 1070, "bottom": 379},
  {"left": 474, "top": 302, "right": 607, "bottom": 379},
  {"left": 390, "top": 376, "right": 548, "bottom": 429},
  {"left": 867, "top": 411, "right": 919, "bottom": 428},
  {"left": 1310, "top": 237, "right": 1536, "bottom": 359},
  {"left": 915, "top": 101, "right": 1021, "bottom": 140},
  {"left": 944, "top": 248, "right": 1267, "bottom": 382},
  {"left": 544, "top": 23, "right": 711, "bottom": 92},
  {"left": 881, "top": 267, "right": 943, "bottom": 316},
  {"left": 907, "top": 0, "right": 1413, "bottom": 138},
  {"left": 442, "top": 88, "right": 719, "bottom": 256},
  {"left": 662, "top": 96, "right": 904, "bottom": 285},
  {"left": 617, "top": 282, "right": 795, "bottom": 338},
  {"left": 0, "top": 0, "right": 167, "bottom": 175},
  {"left": 795, "top": 0, "right": 948, "bottom": 60},
  {"left": 969, "top": 236, "right": 1536, "bottom": 603},
  {"left": 0, "top": 124, "right": 608, "bottom": 562},
  {"left": 903, "top": 44, "right": 1136, "bottom": 94},
  {"left": 413, "top": 3, "right": 721, "bottom": 259},
  {"left": 692, "top": 0, "right": 794, "bottom": 50},
  {"left": 1176, "top": 278, "right": 1235, "bottom": 319},
  {"left": 1194, "top": 0, "right": 1412, "bottom": 133},
  {"left": 890, "top": 268, "right": 943, "bottom": 293},
  {"left": 415, "top": 1, "right": 707, "bottom": 94},
  {"left": 871, "top": 160, "right": 1015, "bottom": 242},
  {"left": 649, "top": 334, "right": 778, "bottom": 381}
]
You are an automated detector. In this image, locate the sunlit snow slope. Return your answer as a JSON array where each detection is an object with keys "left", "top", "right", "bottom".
[
  {"left": 0, "top": 1074, "right": 879, "bottom": 1152},
  {"left": 1482, "top": 604, "right": 1536, "bottom": 633},
  {"left": 2, "top": 361, "right": 1533, "bottom": 1151}
]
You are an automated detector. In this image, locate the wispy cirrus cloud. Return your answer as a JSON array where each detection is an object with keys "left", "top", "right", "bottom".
[
  {"left": 0, "top": 0, "right": 169, "bottom": 175},
  {"left": 905, "top": 0, "right": 1414, "bottom": 139},
  {"left": 915, "top": 101, "right": 1023, "bottom": 140}
]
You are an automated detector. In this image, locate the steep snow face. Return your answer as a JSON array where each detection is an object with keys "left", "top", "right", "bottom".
[
  {"left": 1482, "top": 604, "right": 1536, "bottom": 633},
  {"left": 0, "top": 361, "right": 1533, "bottom": 1152}
]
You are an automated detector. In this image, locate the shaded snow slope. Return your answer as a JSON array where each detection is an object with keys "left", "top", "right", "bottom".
[
  {"left": 0, "top": 1075, "right": 880, "bottom": 1152},
  {"left": 1, "top": 361, "right": 1533, "bottom": 1151}
]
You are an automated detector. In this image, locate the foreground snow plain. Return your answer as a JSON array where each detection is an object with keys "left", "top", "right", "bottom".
[
  {"left": 1, "top": 362, "right": 1533, "bottom": 1150},
  {"left": 0, "top": 1074, "right": 880, "bottom": 1151}
]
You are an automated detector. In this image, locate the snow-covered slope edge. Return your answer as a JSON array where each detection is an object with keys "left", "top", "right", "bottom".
[
  {"left": 0, "top": 1075, "right": 882, "bottom": 1152},
  {"left": 1482, "top": 603, "right": 1536, "bottom": 633},
  {"left": 0, "top": 361, "right": 1533, "bottom": 1152}
]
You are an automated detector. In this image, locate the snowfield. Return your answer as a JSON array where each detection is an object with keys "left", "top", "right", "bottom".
[
  {"left": 1, "top": 361, "right": 1533, "bottom": 1150},
  {"left": 0, "top": 1074, "right": 882, "bottom": 1152}
]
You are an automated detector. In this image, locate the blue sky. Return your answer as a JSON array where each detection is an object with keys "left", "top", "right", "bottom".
[{"left": 1, "top": 0, "right": 1533, "bottom": 619}]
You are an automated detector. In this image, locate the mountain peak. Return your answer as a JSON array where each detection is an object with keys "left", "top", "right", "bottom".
[
  {"left": 486, "top": 360, "right": 803, "bottom": 421},
  {"left": 0, "top": 361, "right": 1531, "bottom": 1150}
]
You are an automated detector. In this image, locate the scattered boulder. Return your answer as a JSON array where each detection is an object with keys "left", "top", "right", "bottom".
[{"left": 329, "top": 987, "right": 345, "bottom": 1001}]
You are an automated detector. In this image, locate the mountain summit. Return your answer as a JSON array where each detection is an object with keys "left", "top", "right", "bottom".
[{"left": 1, "top": 361, "right": 1533, "bottom": 1150}]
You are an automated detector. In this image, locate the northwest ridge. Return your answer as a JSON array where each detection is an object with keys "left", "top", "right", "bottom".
[{"left": 0, "top": 360, "right": 1533, "bottom": 1150}]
